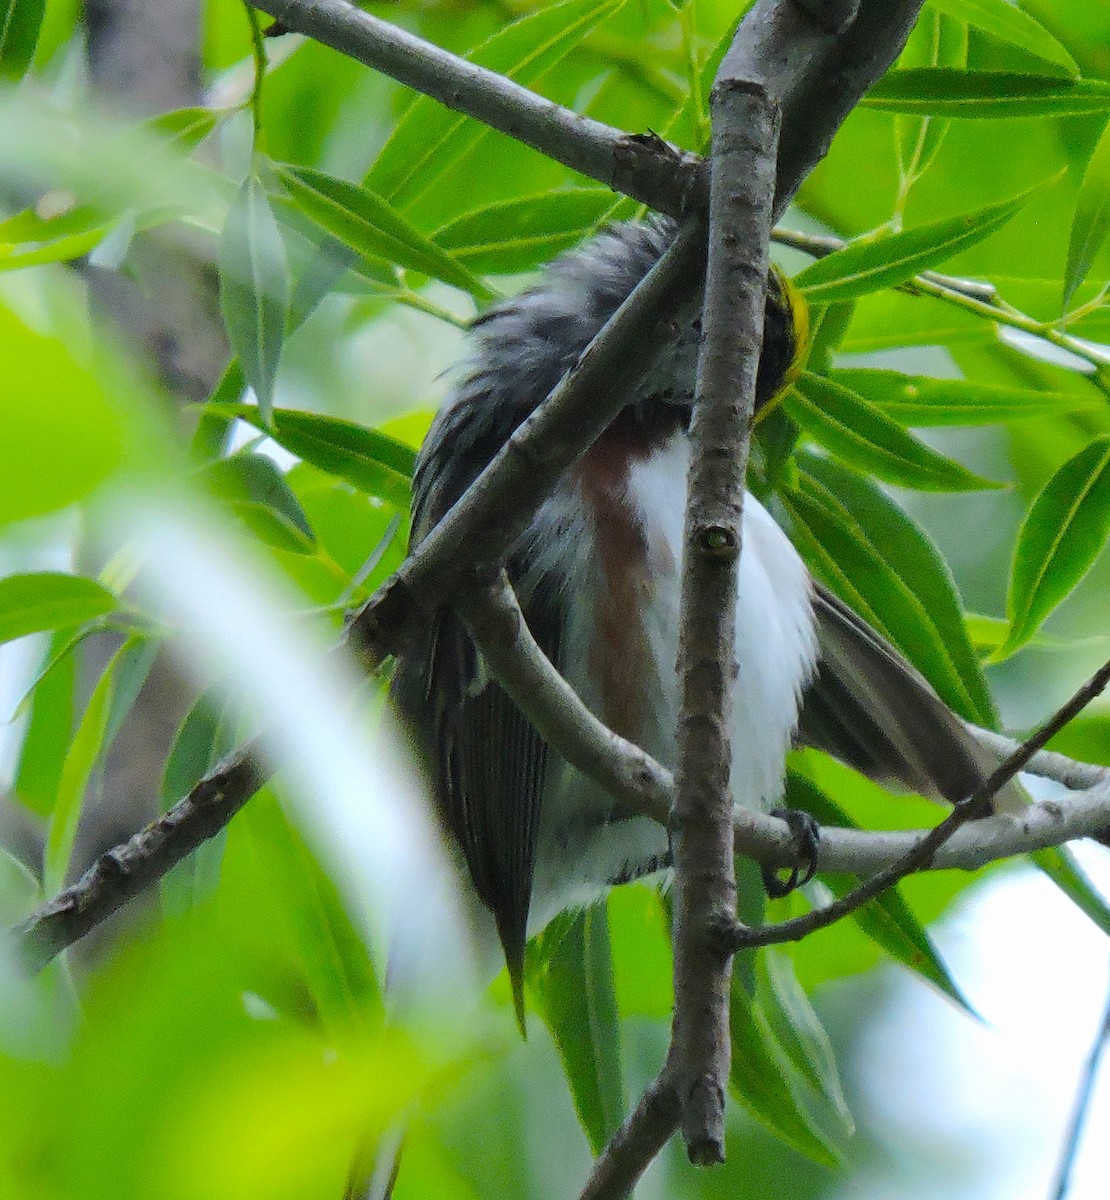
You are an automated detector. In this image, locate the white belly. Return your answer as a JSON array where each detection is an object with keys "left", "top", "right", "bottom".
[{"left": 528, "top": 432, "right": 819, "bottom": 932}]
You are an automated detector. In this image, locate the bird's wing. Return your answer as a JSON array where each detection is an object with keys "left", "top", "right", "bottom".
[
  {"left": 389, "top": 564, "right": 562, "bottom": 1024},
  {"left": 798, "top": 582, "right": 1022, "bottom": 811}
]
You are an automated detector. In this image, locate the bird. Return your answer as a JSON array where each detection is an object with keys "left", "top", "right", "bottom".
[{"left": 389, "top": 216, "right": 1016, "bottom": 1026}]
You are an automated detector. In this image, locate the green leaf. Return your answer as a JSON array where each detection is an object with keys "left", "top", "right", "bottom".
[
  {"left": 927, "top": 0, "right": 1079, "bottom": 76},
  {"left": 528, "top": 905, "right": 624, "bottom": 1154},
  {"left": 201, "top": 454, "right": 315, "bottom": 540},
  {"left": 784, "top": 768, "right": 973, "bottom": 1010},
  {"left": 218, "top": 175, "right": 289, "bottom": 425},
  {"left": 756, "top": 949, "right": 854, "bottom": 1136},
  {"left": 895, "top": 11, "right": 966, "bottom": 191},
  {"left": 0, "top": 302, "right": 125, "bottom": 527},
  {"left": 0, "top": 0, "right": 44, "bottom": 80},
  {"left": 0, "top": 572, "right": 116, "bottom": 646},
  {"left": 832, "top": 368, "right": 1093, "bottom": 426},
  {"left": 794, "top": 453, "right": 996, "bottom": 725},
  {"left": 793, "top": 184, "right": 1040, "bottom": 304},
  {"left": 863, "top": 70, "right": 1110, "bottom": 118},
  {"left": 230, "top": 500, "right": 317, "bottom": 555},
  {"left": 787, "top": 372, "right": 1000, "bottom": 492},
  {"left": 277, "top": 166, "right": 495, "bottom": 302},
  {"left": 144, "top": 105, "right": 224, "bottom": 152},
  {"left": 432, "top": 189, "right": 618, "bottom": 275},
  {"left": 997, "top": 435, "right": 1110, "bottom": 661},
  {"left": 216, "top": 404, "right": 415, "bottom": 506},
  {"left": 1031, "top": 845, "right": 1110, "bottom": 939},
  {"left": 13, "top": 629, "right": 76, "bottom": 816},
  {"left": 729, "top": 974, "right": 842, "bottom": 1166},
  {"left": 366, "top": 0, "right": 626, "bottom": 209},
  {"left": 1063, "top": 118, "right": 1110, "bottom": 310},
  {"left": 44, "top": 639, "right": 136, "bottom": 893}
]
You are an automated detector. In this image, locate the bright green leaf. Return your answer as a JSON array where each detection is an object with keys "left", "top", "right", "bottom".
[
  {"left": 218, "top": 175, "right": 289, "bottom": 425},
  {"left": 0, "top": 572, "right": 116, "bottom": 646},
  {"left": 832, "top": 368, "right": 1093, "bottom": 425},
  {"left": 1031, "top": 845, "right": 1110, "bottom": 939},
  {"left": 277, "top": 166, "right": 495, "bottom": 302},
  {"left": 13, "top": 629, "right": 76, "bottom": 816},
  {"left": 0, "top": 0, "right": 44, "bottom": 80},
  {"left": 998, "top": 435, "right": 1110, "bottom": 660},
  {"left": 787, "top": 372, "right": 1000, "bottom": 492},
  {"left": 863, "top": 70, "right": 1110, "bottom": 118},
  {"left": 794, "top": 183, "right": 1040, "bottom": 304},
  {"left": 144, "top": 105, "right": 224, "bottom": 152},
  {"left": 528, "top": 905, "right": 624, "bottom": 1154},
  {"left": 1063, "top": 117, "right": 1110, "bottom": 310},
  {"left": 928, "top": 0, "right": 1078, "bottom": 76},
  {"left": 216, "top": 404, "right": 415, "bottom": 506}
]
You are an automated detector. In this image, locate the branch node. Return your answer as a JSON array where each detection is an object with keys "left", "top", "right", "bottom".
[{"left": 696, "top": 524, "right": 739, "bottom": 561}]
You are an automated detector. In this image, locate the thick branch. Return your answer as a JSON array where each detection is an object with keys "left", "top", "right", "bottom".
[{"left": 248, "top": 0, "right": 703, "bottom": 218}]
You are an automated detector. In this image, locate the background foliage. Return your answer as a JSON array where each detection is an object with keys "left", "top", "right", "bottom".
[{"left": 0, "top": 0, "right": 1109, "bottom": 1197}]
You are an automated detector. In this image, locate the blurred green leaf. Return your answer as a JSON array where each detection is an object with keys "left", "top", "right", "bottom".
[
  {"left": 433, "top": 189, "right": 617, "bottom": 274},
  {"left": 795, "top": 453, "right": 996, "bottom": 724},
  {"left": 833, "top": 368, "right": 1093, "bottom": 425},
  {"left": 230, "top": 500, "right": 317, "bottom": 555},
  {"left": 528, "top": 904, "right": 624, "bottom": 1154},
  {"left": 787, "top": 372, "right": 1000, "bottom": 491},
  {"left": 0, "top": 0, "right": 44, "bottom": 80},
  {"left": 219, "top": 175, "right": 289, "bottom": 425},
  {"left": 863, "top": 69, "right": 1110, "bottom": 117},
  {"left": 0, "top": 572, "right": 115, "bottom": 646},
  {"left": 217, "top": 404, "right": 415, "bottom": 506},
  {"left": 278, "top": 166, "right": 495, "bottom": 302},
  {"left": 928, "top": 0, "right": 1078, "bottom": 75},
  {"left": 1031, "top": 845, "right": 1110, "bottom": 938},
  {"left": 794, "top": 183, "right": 1040, "bottom": 303},
  {"left": 367, "top": 0, "right": 626, "bottom": 209},
  {"left": 1063, "top": 117, "right": 1110, "bottom": 309},
  {"left": 44, "top": 638, "right": 136, "bottom": 893},
  {"left": 13, "top": 629, "right": 76, "bottom": 816},
  {"left": 144, "top": 105, "right": 224, "bottom": 152},
  {"left": 997, "top": 435, "right": 1110, "bottom": 660}
]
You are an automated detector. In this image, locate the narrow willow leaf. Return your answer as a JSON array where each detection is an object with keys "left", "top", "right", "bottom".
[
  {"left": 997, "top": 435, "right": 1110, "bottom": 660},
  {"left": 218, "top": 176, "right": 289, "bottom": 425},
  {"left": 785, "top": 768, "right": 973, "bottom": 1010},
  {"left": 863, "top": 70, "right": 1110, "bottom": 118},
  {"left": 793, "top": 184, "right": 1039, "bottom": 304},
  {"left": 13, "top": 629, "right": 76, "bottom": 816},
  {"left": 44, "top": 639, "right": 136, "bottom": 893},
  {"left": 367, "top": 0, "right": 625, "bottom": 208},
  {"left": 928, "top": 0, "right": 1078, "bottom": 76},
  {"left": 788, "top": 372, "right": 999, "bottom": 492},
  {"left": 1063, "top": 118, "right": 1110, "bottom": 310},
  {"left": 730, "top": 975, "right": 842, "bottom": 1166},
  {"left": 757, "top": 949, "right": 854, "bottom": 1134},
  {"left": 0, "top": 572, "right": 116, "bottom": 646},
  {"left": 0, "top": 0, "right": 44, "bottom": 80},
  {"left": 896, "top": 11, "right": 965, "bottom": 190},
  {"left": 1031, "top": 845, "right": 1110, "bottom": 939},
  {"left": 797, "top": 453, "right": 996, "bottom": 725},
  {"left": 201, "top": 454, "right": 314, "bottom": 540},
  {"left": 278, "top": 166, "right": 494, "bottom": 302},
  {"left": 230, "top": 500, "right": 317, "bottom": 555},
  {"left": 833, "top": 368, "right": 1091, "bottom": 426},
  {"left": 528, "top": 905, "right": 624, "bottom": 1154},
  {"left": 216, "top": 404, "right": 414, "bottom": 506},
  {"left": 144, "top": 105, "right": 224, "bottom": 152},
  {"left": 432, "top": 189, "right": 618, "bottom": 275}
]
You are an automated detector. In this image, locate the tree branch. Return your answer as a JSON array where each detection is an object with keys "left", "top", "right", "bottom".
[{"left": 248, "top": 0, "right": 704, "bottom": 219}]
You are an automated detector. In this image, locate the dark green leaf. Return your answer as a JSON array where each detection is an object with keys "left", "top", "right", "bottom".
[
  {"left": 230, "top": 500, "right": 317, "bottom": 555},
  {"left": 795, "top": 453, "right": 996, "bottom": 725},
  {"left": 863, "top": 70, "right": 1110, "bottom": 118},
  {"left": 218, "top": 175, "right": 289, "bottom": 424},
  {"left": 0, "top": 572, "right": 116, "bottom": 646},
  {"left": 833, "top": 368, "right": 1093, "bottom": 425},
  {"left": 998, "top": 435, "right": 1110, "bottom": 660},
  {"left": 0, "top": 0, "right": 44, "bottom": 80},
  {"left": 433, "top": 190, "right": 618, "bottom": 275},
  {"left": 787, "top": 372, "right": 1000, "bottom": 491},
  {"left": 201, "top": 454, "right": 314, "bottom": 539},
  {"left": 785, "top": 768, "right": 973, "bottom": 1010},
  {"left": 927, "top": 0, "right": 1078, "bottom": 75},
  {"left": 528, "top": 905, "right": 624, "bottom": 1154},
  {"left": 1063, "top": 117, "right": 1110, "bottom": 310},
  {"left": 277, "top": 166, "right": 494, "bottom": 302},
  {"left": 793, "top": 184, "right": 1040, "bottom": 303},
  {"left": 366, "top": 0, "right": 625, "bottom": 208},
  {"left": 216, "top": 404, "right": 415, "bottom": 505},
  {"left": 1031, "top": 845, "right": 1110, "bottom": 939}
]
